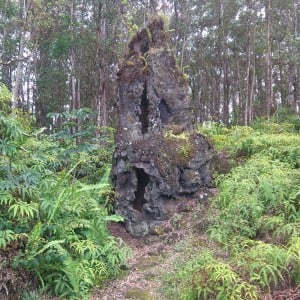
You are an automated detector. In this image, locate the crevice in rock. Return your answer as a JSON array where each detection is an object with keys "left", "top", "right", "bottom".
[
  {"left": 133, "top": 168, "right": 150, "bottom": 212},
  {"left": 159, "top": 99, "right": 172, "bottom": 124},
  {"left": 140, "top": 83, "right": 149, "bottom": 134},
  {"left": 140, "top": 35, "right": 149, "bottom": 54}
]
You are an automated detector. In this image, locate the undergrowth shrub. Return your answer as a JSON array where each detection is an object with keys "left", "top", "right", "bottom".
[
  {"left": 48, "top": 109, "right": 115, "bottom": 184},
  {"left": 287, "top": 236, "right": 300, "bottom": 284},
  {"left": 171, "top": 119, "right": 300, "bottom": 299},
  {"left": 208, "top": 123, "right": 300, "bottom": 294},
  {"left": 200, "top": 118, "right": 300, "bottom": 167},
  {"left": 252, "top": 109, "right": 300, "bottom": 132},
  {"left": 235, "top": 242, "right": 291, "bottom": 292},
  {"left": 169, "top": 250, "right": 259, "bottom": 300},
  {"left": 0, "top": 101, "right": 129, "bottom": 298}
]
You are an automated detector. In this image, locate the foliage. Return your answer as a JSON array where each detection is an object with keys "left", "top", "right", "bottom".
[
  {"left": 201, "top": 119, "right": 300, "bottom": 171},
  {"left": 0, "top": 107, "right": 129, "bottom": 299},
  {"left": 209, "top": 155, "right": 299, "bottom": 244},
  {"left": 47, "top": 108, "right": 115, "bottom": 184},
  {"left": 2, "top": 0, "right": 300, "bottom": 130},
  {"left": 254, "top": 108, "right": 300, "bottom": 132},
  {"left": 166, "top": 120, "right": 300, "bottom": 299},
  {"left": 236, "top": 242, "right": 291, "bottom": 292},
  {"left": 20, "top": 289, "right": 40, "bottom": 300},
  {"left": 0, "top": 83, "right": 11, "bottom": 112},
  {"left": 165, "top": 250, "right": 258, "bottom": 300}
]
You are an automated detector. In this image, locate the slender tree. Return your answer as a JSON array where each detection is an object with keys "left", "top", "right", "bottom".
[{"left": 265, "top": 0, "right": 272, "bottom": 120}]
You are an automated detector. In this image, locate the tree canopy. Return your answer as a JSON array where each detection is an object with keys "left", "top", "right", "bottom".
[{"left": 0, "top": 0, "right": 299, "bottom": 128}]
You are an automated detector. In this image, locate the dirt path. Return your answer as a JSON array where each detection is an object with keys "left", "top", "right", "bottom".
[{"left": 91, "top": 199, "right": 211, "bottom": 300}]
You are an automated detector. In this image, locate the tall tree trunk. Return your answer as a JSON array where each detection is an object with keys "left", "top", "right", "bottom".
[
  {"left": 70, "top": 51, "right": 77, "bottom": 110},
  {"left": 235, "top": 55, "right": 243, "bottom": 124},
  {"left": 292, "top": 0, "right": 299, "bottom": 113},
  {"left": 95, "top": 3, "right": 108, "bottom": 127},
  {"left": 0, "top": 0, "right": 10, "bottom": 89},
  {"left": 213, "top": 72, "right": 221, "bottom": 122},
  {"left": 249, "top": 52, "right": 255, "bottom": 123},
  {"left": 69, "top": 2, "right": 81, "bottom": 143},
  {"left": 97, "top": 69, "right": 107, "bottom": 127},
  {"left": 69, "top": 2, "right": 79, "bottom": 111},
  {"left": 278, "top": 44, "right": 287, "bottom": 107},
  {"left": 265, "top": 0, "right": 272, "bottom": 120},
  {"left": 245, "top": 2, "right": 256, "bottom": 126},
  {"left": 217, "top": 0, "right": 230, "bottom": 124},
  {"left": 11, "top": 0, "right": 31, "bottom": 109},
  {"left": 220, "top": 0, "right": 230, "bottom": 125}
]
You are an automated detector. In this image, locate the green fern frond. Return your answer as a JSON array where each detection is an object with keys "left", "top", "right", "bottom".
[
  {"left": 0, "top": 229, "right": 16, "bottom": 248},
  {"left": 70, "top": 240, "right": 101, "bottom": 259},
  {"left": 0, "top": 192, "right": 14, "bottom": 206},
  {"left": 77, "top": 182, "right": 110, "bottom": 192},
  {"left": 257, "top": 215, "right": 285, "bottom": 234},
  {"left": 288, "top": 236, "right": 300, "bottom": 256},
  {"left": 8, "top": 200, "right": 39, "bottom": 219},
  {"left": 62, "top": 257, "right": 80, "bottom": 295},
  {"left": 275, "top": 222, "right": 300, "bottom": 242},
  {"left": 31, "top": 239, "right": 66, "bottom": 258},
  {"left": 205, "top": 262, "right": 238, "bottom": 285}
]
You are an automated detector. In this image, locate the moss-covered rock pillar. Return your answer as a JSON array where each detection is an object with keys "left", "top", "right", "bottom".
[{"left": 112, "top": 17, "right": 212, "bottom": 237}]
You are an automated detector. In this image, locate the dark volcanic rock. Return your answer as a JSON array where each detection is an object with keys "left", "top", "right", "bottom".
[{"left": 112, "top": 17, "right": 212, "bottom": 237}]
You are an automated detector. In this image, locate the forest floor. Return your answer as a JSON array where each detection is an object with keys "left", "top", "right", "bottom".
[
  {"left": 91, "top": 194, "right": 215, "bottom": 300},
  {"left": 91, "top": 190, "right": 300, "bottom": 300}
]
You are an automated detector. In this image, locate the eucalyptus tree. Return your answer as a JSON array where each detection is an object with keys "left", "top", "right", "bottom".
[
  {"left": 2, "top": 0, "right": 300, "bottom": 129},
  {"left": 27, "top": 0, "right": 126, "bottom": 128},
  {"left": 169, "top": 0, "right": 243, "bottom": 124},
  {"left": 0, "top": 1, "right": 19, "bottom": 93},
  {"left": 27, "top": 0, "right": 71, "bottom": 126},
  {"left": 169, "top": 0, "right": 300, "bottom": 125},
  {"left": 271, "top": 0, "right": 300, "bottom": 114}
]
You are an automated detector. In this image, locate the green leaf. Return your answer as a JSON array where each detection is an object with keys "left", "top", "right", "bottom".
[
  {"left": 9, "top": 201, "right": 38, "bottom": 219},
  {"left": 0, "top": 229, "right": 16, "bottom": 248}
]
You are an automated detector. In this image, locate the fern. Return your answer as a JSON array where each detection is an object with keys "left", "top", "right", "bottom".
[
  {"left": 29, "top": 239, "right": 66, "bottom": 258},
  {"left": 274, "top": 222, "right": 300, "bottom": 243},
  {"left": 195, "top": 124, "right": 300, "bottom": 300},
  {"left": 0, "top": 138, "right": 18, "bottom": 156},
  {"left": 0, "top": 109, "right": 128, "bottom": 299},
  {"left": 8, "top": 201, "right": 38, "bottom": 219},
  {"left": 288, "top": 236, "right": 300, "bottom": 259},
  {"left": 237, "top": 242, "right": 290, "bottom": 292},
  {"left": 61, "top": 257, "right": 81, "bottom": 296},
  {"left": 70, "top": 240, "right": 101, "bottom": 259},
  {"left": 0, "top": 192, "right": 14, "bottom": 206},
  {"left": 0, "top": 229, "right": 16, "bottom": 248},
  {"left": 287, "top": 237, "right": 300, "bottom": 284},
  {"left": 175, "top": 251, "right": 259, "bottom": 300},
  {"left": 205, "top": 261, "right": 238, "bottom": 284},
  {"left": 257, "top": 215, "right": 285, "bottom": 235}
]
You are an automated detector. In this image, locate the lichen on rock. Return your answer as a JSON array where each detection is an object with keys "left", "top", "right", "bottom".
[{"left": 112, "top": 16, "right": 213, "bottom": 237}]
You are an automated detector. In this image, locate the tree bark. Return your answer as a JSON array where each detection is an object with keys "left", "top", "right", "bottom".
[
  {"left": 11, "top": 0, "right": 31, "bottom": 109},
  {"left": 292, "top": 0, "right": 299, "bottom": 113},
  {"left": 95, "top": 2, "right": 108, "bottom": 127},
  {"left": 265, "top": 0, "right": 272, "bottom": 120},
  {"left": 245, "top": 2, "right": 256, "bottom": 126}
]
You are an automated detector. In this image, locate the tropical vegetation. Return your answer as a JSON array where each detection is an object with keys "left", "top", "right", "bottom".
[
  {"left": 0, "top": 86, "right": 129, "bottom": 299},
  {"left": 163, "top": 116, "right": 300, "bottom": 299}
]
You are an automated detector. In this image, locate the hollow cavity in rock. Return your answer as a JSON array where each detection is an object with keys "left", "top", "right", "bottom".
[
  {"left": 139, "top": 83, "right": 149, "bottom": 134},
  {"left": 133, "top": 168, "right": 149, "bottom": 212},
  {"left": 159, "top": 99, "right": 172, "bottom": 124}
]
